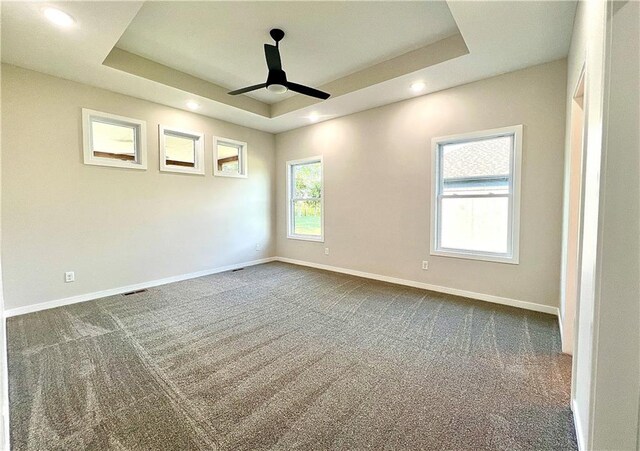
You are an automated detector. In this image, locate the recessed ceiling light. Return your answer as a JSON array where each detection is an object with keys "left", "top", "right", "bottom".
[
  {"left": 186, "top": 101, "right": 200, "bottom": 110},
  {"left": 410, "top": 81, "right": 426, "bottom": 92},
  {"left": 308, "top": 112, "right": 319, "bottom": 123},
  {"left": 42, "top": 7, "right": 75, "bottom": 28}
]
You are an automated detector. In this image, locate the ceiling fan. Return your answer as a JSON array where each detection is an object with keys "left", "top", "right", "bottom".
[{"left": 228, "top": 29, "right": 331, "bottom": 100}]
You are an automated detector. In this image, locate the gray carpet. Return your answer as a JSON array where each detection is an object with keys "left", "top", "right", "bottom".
[{"left": 7, "top": 262, "right": 577, "bottom": 450}]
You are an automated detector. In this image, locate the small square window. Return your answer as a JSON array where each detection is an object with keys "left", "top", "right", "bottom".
[
  {"left": 159, "top": 126, "right": 204, "bottom": 175},
  {"left": 213, "top": 136, "right": 247, "bottom": 178},
  {"left": 82, "top": 108, "right": 146, "bottom": 170}
]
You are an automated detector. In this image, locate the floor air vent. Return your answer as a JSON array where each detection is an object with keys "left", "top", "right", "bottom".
[{"left": 122, "top": 289, "right": 148, "bottom": 296}]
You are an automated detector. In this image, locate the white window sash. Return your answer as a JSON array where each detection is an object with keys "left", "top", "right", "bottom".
[
  {"left": 286, "top": 157, "right": 324, "bottom": 242},
  {"left": 431, "top": 125, "right": 522, "bottom": 264},
  {"left": 213, "top": 136, "right": 248, "bottom": 178},
  {"left": 159, "top": 125, "right": 204, "bottom": 175},
  {"left": 82, "top": 108, "right": 147, "bottom": 170}
]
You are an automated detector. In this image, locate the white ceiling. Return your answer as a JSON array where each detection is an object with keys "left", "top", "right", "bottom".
[
  {"left": 1, "top": 1, "right": 577, "bottom": 134},
  {"left": 116, "top": 1, "right": 459, "bottom": 104}
]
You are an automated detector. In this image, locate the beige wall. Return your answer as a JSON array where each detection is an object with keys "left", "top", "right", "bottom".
[
  {"left": 1, "top": 64, "right": 276, "bottom": 311},
  {"left": 276, "top": 59, "right": 567, "bottom": 310}
]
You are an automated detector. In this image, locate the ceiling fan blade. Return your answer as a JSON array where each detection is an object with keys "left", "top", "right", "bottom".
[
  {"left": 264, "top": 44, "right": 282, "bottom": 71},
  {"left": 228, "top": 83, "right": 267, "bottom": 95},
  {"left": 286, "top": 82, "right": 331, "bottom": 100}
]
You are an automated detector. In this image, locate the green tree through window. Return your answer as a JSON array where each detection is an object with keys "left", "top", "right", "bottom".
[{"left": 289, "top": 159, "right": 322, "bottom": 238}]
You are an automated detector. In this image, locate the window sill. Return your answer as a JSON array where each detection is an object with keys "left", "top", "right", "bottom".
[
  {"left": 84, "top": 158, "right": 147, "bottom": 170},
  {"left": 287, "top": 234, "right": 324, "bottom": 243},
  {"left": 213, "top": 171, "right": 248, "bottom": 179},
  {"left": 430, "top": 249, "right": 519, "bottom": 265}
]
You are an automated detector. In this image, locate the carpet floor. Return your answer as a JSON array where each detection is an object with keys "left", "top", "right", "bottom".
[{"left": 7, "top": 262, "right": 577, "bottom": 450}]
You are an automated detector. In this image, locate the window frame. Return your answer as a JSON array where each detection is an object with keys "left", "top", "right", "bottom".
[
  {"left": 158, "top": 125, "right": 205, "bottom": 175},
  {"left": 213, "top": 136, "right": 248, "bottom": 178},
  {"left": 430, "top": 125, "right": 523, "bottom": 264},
  {"left": 286, "top": 156, "right": 324, "bottom": 242},
  {"left": 82, "top": 108, "right": 147, "bottom": 170}
]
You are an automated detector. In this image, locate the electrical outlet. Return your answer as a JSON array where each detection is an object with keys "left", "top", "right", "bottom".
[
  {"left": 255, "top": 243, "right": 262, "bottom": 251},
  {"left": 65, "top": 271, "right": 75, "bottom": 283},
  {"left": 421, "top": 261, "right": 429, "bottom": 270},
  {"left": 324, "top": 247, "right": 330, "bottom": 255}
]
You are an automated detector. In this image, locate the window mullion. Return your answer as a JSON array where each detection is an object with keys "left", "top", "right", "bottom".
[
  {"left": 440, "top": 193, "right": 509, "bottom": 199},
  {"left": 291, "top": 197, "right": 321, "bottom": 202}
]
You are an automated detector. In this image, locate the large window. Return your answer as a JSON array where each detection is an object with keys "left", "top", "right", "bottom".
[
  {"left": 82, "top": 109, "right": 147, "bottom": 170},
  {"left": 431, "top": 125, "right": 522, "bottom": 264},
  {"left": 287, "top": 156, "right": 323, "bottom": 241}
]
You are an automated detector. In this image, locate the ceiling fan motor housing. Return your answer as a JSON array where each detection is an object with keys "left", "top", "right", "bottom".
[
  {"left": 270, "top": 28, "right": 285, "bottom": 44},
  {"left": 228, "top": 28, "right": 330, "bottom": 100},
  {"left": 266, "top": 69, "right": 287, "bottom": 88}
]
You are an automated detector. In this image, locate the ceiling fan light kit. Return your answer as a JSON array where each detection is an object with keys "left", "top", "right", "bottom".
[
  {"left": 228, "top": 29, "right": 331, "bottom": 100},
  {"left": 267, "top": 84, "right": 287, "bottom": 94}
]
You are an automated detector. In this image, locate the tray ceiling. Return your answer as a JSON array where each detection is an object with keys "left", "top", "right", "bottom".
[
  {"left": 116, "top": 1, "right": 459, "bottom": 104},
  {"left": 1, "top": 1, "right": 577, "bottom": 133}
]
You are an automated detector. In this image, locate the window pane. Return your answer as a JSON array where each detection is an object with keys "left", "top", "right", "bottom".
[
  {"left": 440, "top": 196, "right": 509, "bottom": 254},
  {"left": 91, "top": 120, "right": 136, "bottom": 160},
  {"left": 217, "top": 143, "right": 240, "bottom": 173},
  {"left": 293, "top": 200, "right": 321, "bottom": 236},
  {"left": 293, "top": 162, "right": 321, "bottom": 198},
  {"left": 165, "top": 133, "right": 195, "bottom": 167},
  {"left": 441, "top": 136, "right": 511, "bottom": 195}
]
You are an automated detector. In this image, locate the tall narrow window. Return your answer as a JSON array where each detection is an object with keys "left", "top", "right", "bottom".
[
  {"left": 82, "top": 109, "right": 147, "bottom": 170},
  {"left": 431, "top": 125, "right": 522, "bottom": 264},
  {"left": 287, "top": 156, "right": 323, "bottom": 241}
]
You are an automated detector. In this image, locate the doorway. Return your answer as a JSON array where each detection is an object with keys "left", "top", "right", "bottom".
[{"left": 562, "top": 67, "right": 585, "bottom": 354}]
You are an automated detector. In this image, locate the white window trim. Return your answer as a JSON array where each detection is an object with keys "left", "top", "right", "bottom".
[
  {"left": 82, "top": 108, "right": 147, "bottom": 170},
  {"left": 430, "top": 124, "right": 523, "bottom": 264},
  {"left": 159, "top": 125, "right": 205, "bottom": 175},
  {"left": 286, "top": 156, "right": 324, "bottom": 242},
  {"left": 213, "top": 136, "right": 248, "bottom": 178}
]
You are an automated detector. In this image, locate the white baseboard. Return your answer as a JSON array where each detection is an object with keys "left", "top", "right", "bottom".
[
  {"left": 558, "top": 310, "right": 569, "bottom": 353},
  {"left": 5, "top": 257, "right": 278, "bottom": 317},
  {"left": 275, "top": 257, "right": 559, "bottom": 316},
  {"left": 572, "top": 398, "right": 586, "bottom": 451},
  {"left": 6, "top": 255, "right": 559, "bottom": 319}
]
